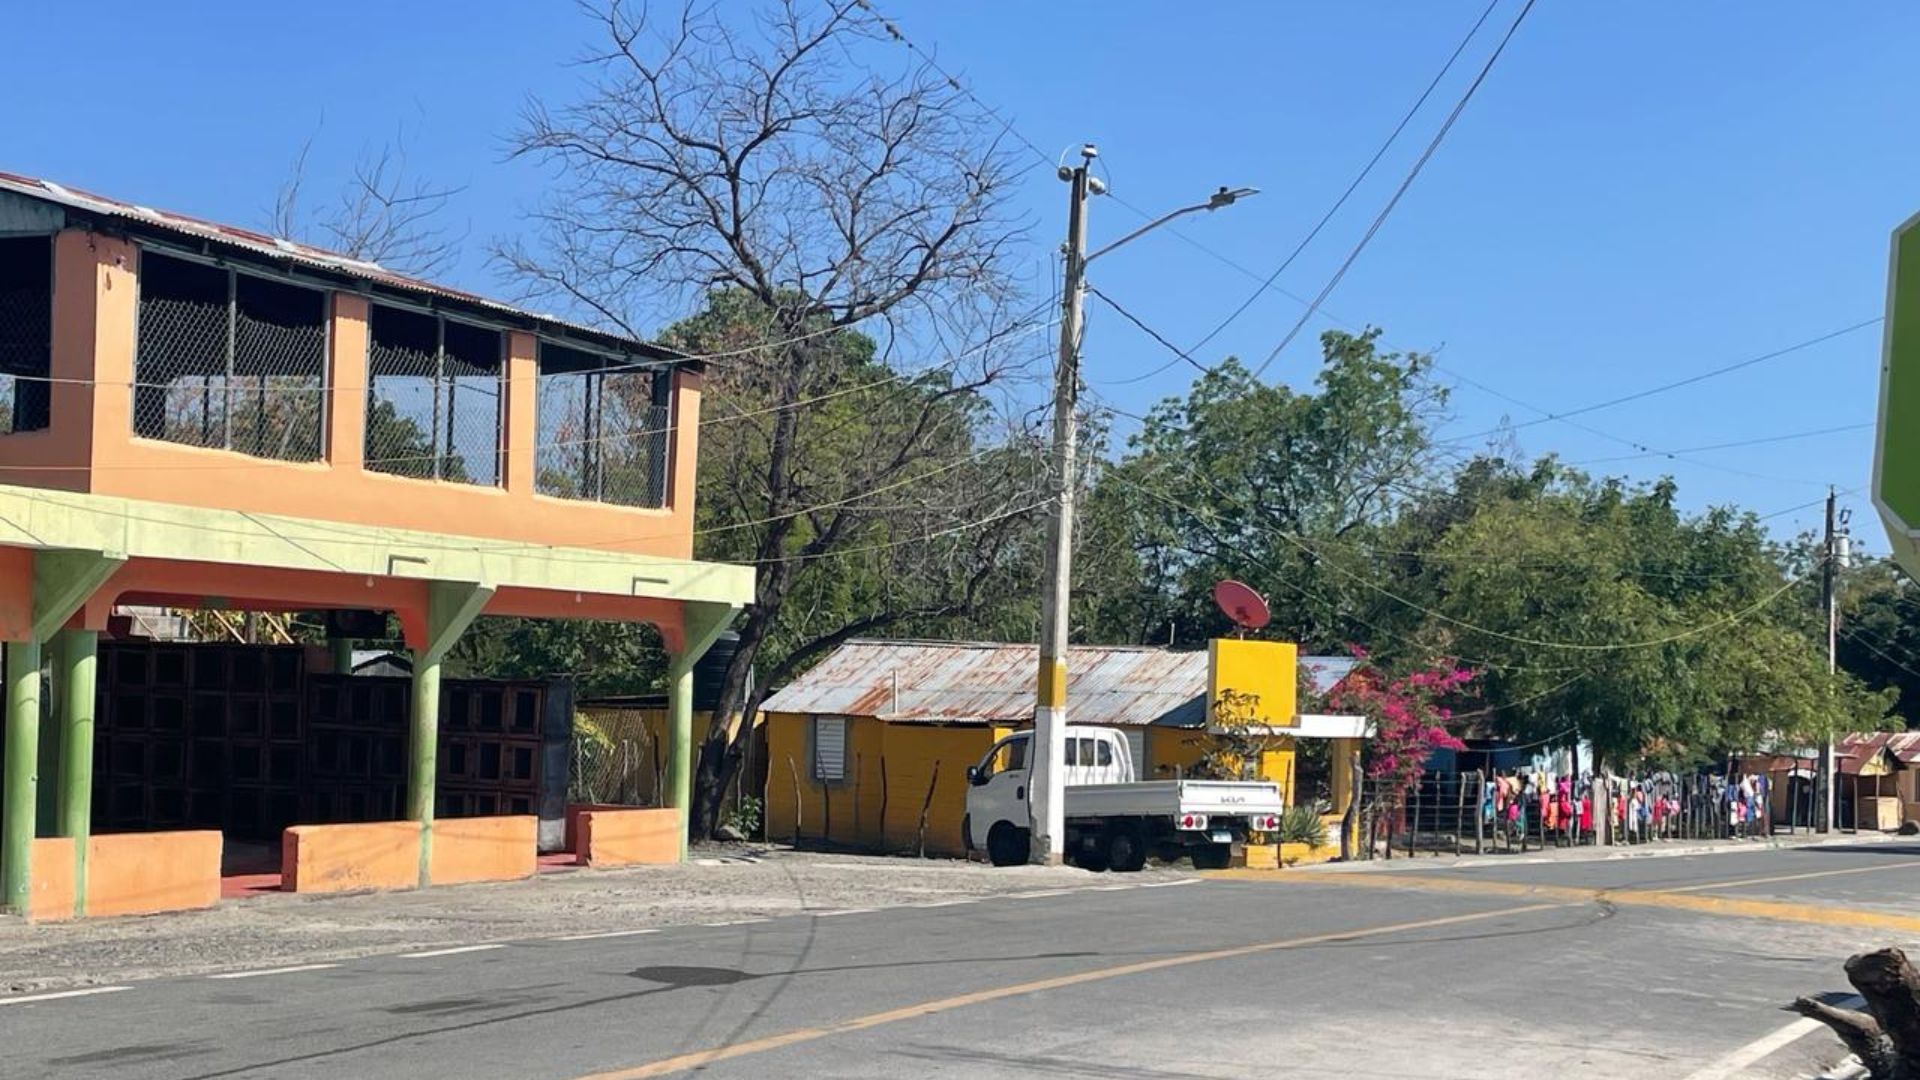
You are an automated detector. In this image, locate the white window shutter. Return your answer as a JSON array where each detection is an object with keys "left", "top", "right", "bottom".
[{"left": 812, "top": 716, "right": 847, "bottom": 782}]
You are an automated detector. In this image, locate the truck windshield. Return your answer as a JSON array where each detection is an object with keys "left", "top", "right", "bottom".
[{"left": 983, "top": 736, "right": 1028, "bottom": 778}]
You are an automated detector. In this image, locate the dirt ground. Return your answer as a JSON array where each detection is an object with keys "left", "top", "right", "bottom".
[{"left": 0, "top": 847, "right": 1126, "bottom": 994}]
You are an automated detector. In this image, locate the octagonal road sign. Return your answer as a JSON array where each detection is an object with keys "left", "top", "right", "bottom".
[{"left": 1876, "top": 211, "right": 1920, "bottom": 580}]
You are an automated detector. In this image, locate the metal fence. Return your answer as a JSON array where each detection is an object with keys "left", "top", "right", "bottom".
[
  {"left": 0, "top": 235, "right": 52, "bottom": 435},
  {"left": 535, "top": 342, "right": 671, "bottom": 508},
  {"left": 570, "top": 706, "right": 668, "bottom": 807},
  {"left": 365, "top": 305, "right": 503, "bottom": 485},
  {"left": 134, "top": 251, "right": 325, "bottom": 461},
  {"left": 1360, "top": 770, "right": 1804, "bottom": 859}
]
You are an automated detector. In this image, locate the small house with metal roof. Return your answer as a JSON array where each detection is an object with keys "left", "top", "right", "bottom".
[{"left": 758, "top": 638, "right": 1362, "bottom": 857}]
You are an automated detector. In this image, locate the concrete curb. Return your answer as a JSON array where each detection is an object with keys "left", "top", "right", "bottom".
[{"left": 1296, "top": 832, "right": 1905, "bottom": 874}]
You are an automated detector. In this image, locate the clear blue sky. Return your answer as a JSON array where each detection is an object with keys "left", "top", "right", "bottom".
[{"left": 7, "top": 2, "right": 1912, "bottom": 548}]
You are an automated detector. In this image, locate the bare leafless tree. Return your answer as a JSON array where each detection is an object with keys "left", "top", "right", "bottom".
[
  {"left": 501, "top": 0, "right": 1038, "bottom": 838},
  {"left": 271, "top": 131, "right": 465, "bottom": 278}
]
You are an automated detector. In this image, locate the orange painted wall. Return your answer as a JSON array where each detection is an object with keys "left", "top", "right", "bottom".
[
  {"left": 429, "top": 815, "right": 537, "bottom": 885},
  {"left": 83, "top": 831, "right": 222, "bottom": 918},
  {"left": 283, "top": 821, "right": 421, "bottom": 894},
  {"left": 0, "top": 228, "right": 703, "bottom": 560},
  {"left": 27, "top": 837, "right": 76, "bottom": 921},
  {"left": 576, "top": 808, "right": 680, "bottom": 867}
]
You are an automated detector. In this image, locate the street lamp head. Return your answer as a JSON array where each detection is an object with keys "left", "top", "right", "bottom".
[{"left": 1207, "top": 186, "right": 1260, "bottom": 210}]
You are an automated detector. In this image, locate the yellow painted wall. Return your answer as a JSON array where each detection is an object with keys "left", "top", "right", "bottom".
[
  {"left": 765, "top": 713, "right": 999, "bottom": 857},
  {"left": 1207, "top": 638, "right": 1297, "bottom": 727},
  {"left": 1144, "top": 727, "right": 1295, "bottom": 804}
]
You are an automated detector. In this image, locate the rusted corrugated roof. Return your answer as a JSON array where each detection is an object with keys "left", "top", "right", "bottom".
[
  {"left": 0, "top": 171, "right": 679, "bottom": 361},
  {"left": 1838, "top": 731, "right": 1920, "bottom": 768},
  {"left": 759, "top": 639, "right": 1358, "bottom": 727}
]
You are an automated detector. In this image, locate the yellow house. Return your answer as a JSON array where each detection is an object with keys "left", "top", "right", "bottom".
[{"left": 759, "top": 639, "right": 1363, "bottom": 857}]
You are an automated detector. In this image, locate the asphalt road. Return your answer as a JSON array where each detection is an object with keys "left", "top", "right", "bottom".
[{"left": 8, "top": 844, "right": 1920, "bottom": 1079}]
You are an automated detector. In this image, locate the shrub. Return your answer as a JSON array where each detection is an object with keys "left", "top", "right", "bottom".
[{"left": 1277, "top": 805, "right": 1328, "bottom": 847}]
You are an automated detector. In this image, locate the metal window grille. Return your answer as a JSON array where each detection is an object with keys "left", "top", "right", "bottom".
[
  {"left": 535, "top": 341, "right": 672, "bottom": 508},
  {"left": 811, "top": 715, "right": 848, "bottom": 782},
  {"left": 134, "top": 250, "right": 326, "bottom": 461},
  {"left": 0, "top": 235, "right": 53, "bottom": 435},
  {"left": 365, "top": 304, "right": 502, "bottom": 485}
]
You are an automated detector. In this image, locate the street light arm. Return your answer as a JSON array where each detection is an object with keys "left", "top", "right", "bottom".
[{"left": 1085, "top": 186, "right": 1258, "bottom": 265}]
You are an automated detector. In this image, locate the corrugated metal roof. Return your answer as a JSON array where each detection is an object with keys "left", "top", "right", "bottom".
[
  {"left": 0, "top": 171, "right": 680, "bottom": 361},
  {"left": 760, "top": 639, "right": 1357, "bottom": 727},
  {"left": 1839, "top": 731, "right": 1920, "bottom": 768}
]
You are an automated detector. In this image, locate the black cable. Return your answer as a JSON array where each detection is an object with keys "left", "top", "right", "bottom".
[{"left": 1251, "top": 0, "right": 1539, "bottom": 379}]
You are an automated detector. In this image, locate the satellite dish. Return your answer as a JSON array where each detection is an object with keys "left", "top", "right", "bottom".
[{"left": 1213, "top": 579, "right": 1270, "bottom": 632}]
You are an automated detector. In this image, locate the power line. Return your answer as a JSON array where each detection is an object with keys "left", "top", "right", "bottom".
[
  {"left": 1437, "top": 317, "right": 1883, "bottom": 446},
  {"left": 1432, "top": 362, "right": 1835, "bottom": 488},
  {"left": 1186, "top": 0, "right": 1504, "bottom": 358},
  {"left": 1085, "top": 285, "right": 1209, "bottom": 378},
  {"left": 1564, "top": 422, "right": 1872, "bottom": 467},
  {"left": 1250, "top": 0, "right": 1539, "bottom": 379},
  {"left": 1091, "top": 408, "right": 1825, "bottom": 653}
]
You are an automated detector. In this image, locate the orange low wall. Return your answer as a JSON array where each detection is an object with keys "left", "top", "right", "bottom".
[
  {"left": 577, "top": 808, "right": 681, "bottom": 867},
  {"left": 430, "top": 815, "right": 538, "bottom": 886},
  {"left": 28, "top": 831, "right": 222, "bottom": 920},
  {"left": 565, "top": 803, "right": 632, "bottom": 855},
  {"left": 88, "top": 831, "right": 222, "bottom": 918},
  {"left": 28, "top": 837, "right": 76, "bottom": 921},
  {"left": 283, "top": 822, "right": 422, "bottom": 894}
]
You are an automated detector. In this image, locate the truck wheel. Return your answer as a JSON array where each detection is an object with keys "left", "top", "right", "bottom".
[
  {"left": 1189, "top": 843, "right": 1232, "bottom": 871},
  {"left": 1075, "top": 838, "right": 1111, "bottom": 873},
  {"left": 1106, "top": 827, "right": 1148, "bottom": 873},
  {"left": 987, "top": 823, "right": 1028, "bottom": 867}
]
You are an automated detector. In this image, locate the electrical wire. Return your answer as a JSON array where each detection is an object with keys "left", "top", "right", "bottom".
[
  {"left": 1563, "top": 422, "right": 1872, "bottom": 467},
  {"left": 1184, "top": 0, "right": 1504, "bottom": 358},
  {"left": 1435, "top": 318, "right": 1884, "bottom": 446},
  {"left": 1250, "top": 0, "right": 1539, "bottom": 379}
]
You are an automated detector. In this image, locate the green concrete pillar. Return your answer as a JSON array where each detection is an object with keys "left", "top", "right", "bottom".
[
  {"left": 666, "top": 652, "right": 696, "bottom": 861},
  {"left": 3, "top": 640, "right": 42, "bottom": 913},
  {"left": 57, "top": 630, "right": 96, "bottom": 918},
  {"left": 331, "top": 637, "right": 355, "bottom": 675},
  {"left": 408, "top": 649, "right": 441, "bottom": 885}
]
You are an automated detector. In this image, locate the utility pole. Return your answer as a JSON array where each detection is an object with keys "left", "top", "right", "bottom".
[
  {"left": 1818, "top": 485, "right": 1838, "bottom": 833},
  {"left": 1031, "top": 145, "right": 1100, "bottom": 864}
]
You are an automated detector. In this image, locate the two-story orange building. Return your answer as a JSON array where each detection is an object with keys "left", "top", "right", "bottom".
[{"left": 0, "top": 173, "right": 752, "bottom": 918}]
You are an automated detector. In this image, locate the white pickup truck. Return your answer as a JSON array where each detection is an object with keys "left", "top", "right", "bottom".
[{"left": 962, "top": 724, "right": 1285, "bottom": 871}]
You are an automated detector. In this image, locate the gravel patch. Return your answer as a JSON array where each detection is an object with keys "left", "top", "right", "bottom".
[{"left": 0, "top": 848, "right": 1158, "bottom": 993}]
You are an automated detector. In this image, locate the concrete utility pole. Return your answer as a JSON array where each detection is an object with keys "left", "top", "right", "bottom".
[
  {"left": 1031, "top": 145, "right": 1099, "bottom": 864},
  {"left": 1818, "top": 486, "right": 1838, "bottom": 833},
  {"left": 1029, "top": 149, "right": 1256, "bottom": 864}
]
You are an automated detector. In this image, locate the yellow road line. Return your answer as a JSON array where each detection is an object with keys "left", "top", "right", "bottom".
[
  {"left": 1207, "top": 858, "right": 1920, "bottom": 933},
  {"left": 1659, "top": 859, "right": 1920, "bottom": 894},
  {"left": 570, "top": 902, "right": 1567, "bottom": 1080}
]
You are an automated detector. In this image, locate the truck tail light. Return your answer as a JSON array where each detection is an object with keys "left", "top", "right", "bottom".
[
  {"left": 1250, "top": 814, "right": 1280, "bottom": 831},
  {"left": 1178, "top": 813, "right": 1209, "bottom": 831}
]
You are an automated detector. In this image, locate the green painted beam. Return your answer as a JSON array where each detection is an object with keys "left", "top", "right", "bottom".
[
  {"left": 0, "top": 486, "right": 751, "bottom": 609},
  {"left": 666, "top": 601, "right": 738, "bottom": 860},
  {"left": 32, "top": 550, "right": 125, "bottom": 643},
  {"left": 56, "top": 629, "right": 95, "bottom": 917},
  {"left": 3, "top": 640, "right": 41, "bottom": 913}
]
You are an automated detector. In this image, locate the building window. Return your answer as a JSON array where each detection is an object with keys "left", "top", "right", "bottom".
[
  {"left": 0, "top": 236, "right": 51, "bottom": 434},
  {"left": 811, "top": 716, "right": 848, "bottom": 783},
  {"left": 365, "top": 304, "right": 503, "bottom": 485},
  {"left": 535, "top": 341, "right": 671, "bottom": 508},
  {"left": 134, "top": 250, "right": 326, "bottom": 460}
]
